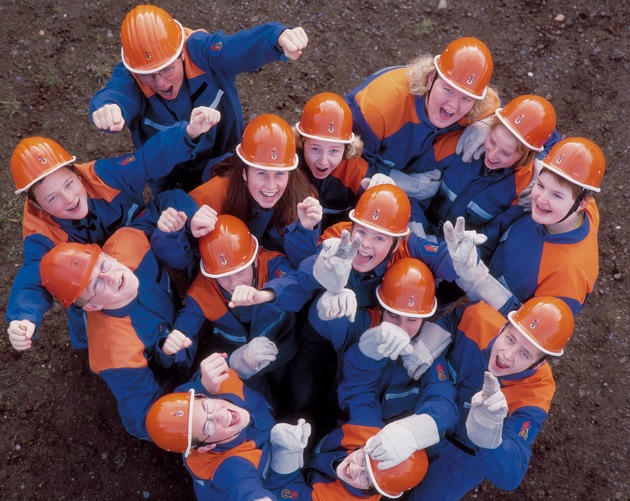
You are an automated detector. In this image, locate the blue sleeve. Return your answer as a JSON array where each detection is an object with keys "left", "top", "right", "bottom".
[
  {"left": 173, "top": 295, "right": 209, "bottom": 339},
  {"left": 264, "top": 469, "right": 315, "bottom": 500},
  {"left": 477, "top": 405, "right": 548, "bottom": 490},
  {"left": 6, "top": 234, "right": 55, "bottom": 328},
  {"left": 415, "top": 356, "right": 458, "bottom": 436},
  {"left": 89, "top": 62, "right": 144, "bottom": 127},
  {"left": 187, "top": 23, "right": 288, "bottom": 79},
  {"left": 338, "top": 344, "right": 388, "bottom": 427},
  {"left": 154, "top": 329, "right": 199, "bottom": 370},
  {"left": 98, "top": 366, "right": 164, "bottom": 440},
  {"left": 406, "top": 233, "right": 458, "bottom": 281},
  {"left": 477, "top": 205, "right": 526, "bottom": 261},
  {"left": 283, "top": 220, "right": 320, "bottom": 268},
  {"left": 264, "top": 258, "right": 316, "bottom": 313},
  {"left": 307, "top": 300, "right": 370, "bottom": 352}
]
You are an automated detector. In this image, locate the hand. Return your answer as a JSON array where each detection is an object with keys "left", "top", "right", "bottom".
[
  {"left": 297, "top": 196, "right": 322, "bottom": 230},
  {"left": 455, "top": 117, "right": 492, "bottom": 163},
  {"left": 162, "top": 329, "right": 193, "bottom": 356},
  {"left": 187, "top": 106, "right": 221, "bottom": 139},
  {"left": 7, "top": 319, "right": 35, "bottom": 351},
  {"left": 158, "top": 208, "right": 187, "bottom": 233},
  {"left": 388, "top": 169, "right": 442, "bottom": 200},
  {"left": 466, "top": 371, "right": 508, "bottom": 449},
  {"left": 313, "top": 230, "right": 362, "bottom": 293},
  {"left": 200, "top": 352, "right": 230, "bottom": 394},
  {"left": 270, "top": 418, "right": 312, "bottom": 474},
  {"left": 278, "top": 27, "right": 308, "bottom": 60},
  {"left": 359, "top": 173, "right": 395, "bottom": 191},
  {"left": 358, "top": 321, "right": 410, "bottom": 361},
  {"left": 443, "top": 216, "right": 487, "bottom": 282},
  {"left": 364, "top": 414, "right": 439, "bottom": 470},
  {"left": 229, "top": 337, "right": 278, "bottom": 379},
  {"left": 228, "top": 285, "right": 276, "bottom": 308},
  {"left": 190, "top": 205, "right": 218, "bottom": 238},
  {"left": 400, "top": 339, "right": 434, "bottom": 380},
  {"left": 316, "top": 289, "right": 357, "bottom": 322},
  {"left": 92, "top": 103, "right": 125, "bottom": 132}
]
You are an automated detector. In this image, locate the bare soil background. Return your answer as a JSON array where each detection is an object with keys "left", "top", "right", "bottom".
[{"left": 0, "top": 1, "right": 628, "bottom": 499}]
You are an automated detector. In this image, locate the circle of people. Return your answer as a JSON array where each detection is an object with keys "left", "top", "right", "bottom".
[{"left": 7, "top": 4, "right": 605, "bottom": 501}]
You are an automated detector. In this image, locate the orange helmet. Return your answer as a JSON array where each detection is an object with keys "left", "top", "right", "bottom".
[
  {"left": 366, "top": 449, "right": 429, "bottom": 498},
  {"left": 236, "top": 114, "right": 298, "bottom": 171},
  {"left": 146, "top": 389, "right": 196, "bottom": 457},
  {"left": 540, "top": 137, "right": 605, "bottom": 192},
  {"left": 199, "top": 215, "right": 259, "bottom": 278},
  {"left": 434, "top": 37, "right": 493, "bottom": 100},
  {"left": 11, "top": 137, "right": 76, "bottom": 195},
  {"left": 349, "top": 184, "right": 411, "bottom": 237},
  {"left": 495, "top": 95, "right": 557, "bottom": 152},
  {"left": 377, "top": 258, "right": 437, "bottom": 318},
  {"left": 507, "top": 297, "right": 575, "bottom": 356},
  {"left": 120, "top": 5, "right": 185, "bottom": 74},
  {"left": 40, "top": 242, "right": 101, "bottom": 307},
  {"left": 296, "top": 92, "right": 355, "bottom": 143}
]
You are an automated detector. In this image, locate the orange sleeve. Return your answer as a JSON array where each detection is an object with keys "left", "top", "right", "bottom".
[
  {"left": 77, "top": 162, "right": 121, "bottom": 203},
  {"left": 22, "top": 201, "right": 69, "bottom": 243},
  {"left": 102, "top": 227, "right": 150, "bottom": 272},
  {"left": 330, "top": 156, "right": 369, "bottom": 194},
  {"left": 189, "top": 175, "right": 229, "bottom": 212},
  {"left": 186, "top": 440, "right": 261, "bottom": 480},
  {"left": 502, "top": 363, "right": 555, "bottom": 414},
  {"left": 432, "top": 130, "right": 462, "bottom": 163},
  {"left": 458, "top": 302, "right": 506, "bottom": 350}
]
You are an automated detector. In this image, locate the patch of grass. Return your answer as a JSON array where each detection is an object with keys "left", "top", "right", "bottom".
[
  {"left": 0, "top": 192, "right": 23, "bottom": 234},
  {"left": 43, "top": 73, "right": 60, "bottom": 87},
  {"left": 0, "top": 98, "right": 22, "bottom": 118},
  {"left": 416, "top": 18, "right": 434, "bottom": 36},
  {"left": 88, "top": 63, "right": 112, "bottom": 86}
]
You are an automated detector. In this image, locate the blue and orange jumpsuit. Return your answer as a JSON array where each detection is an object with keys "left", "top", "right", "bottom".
[{"left": 408, "top": 301, "right": 556, "bottom": 500}]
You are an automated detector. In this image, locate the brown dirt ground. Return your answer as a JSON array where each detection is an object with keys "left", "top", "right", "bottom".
[{"left": 1, "top": 0, "right": 629, "bottom": 499}]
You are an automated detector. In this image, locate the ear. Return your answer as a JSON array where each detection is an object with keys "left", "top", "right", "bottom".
[
  {"left": 197, "top": 443, "right": 217, "bottom": 454},
  {"left": 82, "top": 302, "right": 103, "bottom": 312},
  {"left": 576, "top": 195, "right": 590, "bottom": 212},
  {"left": 241, "top": 168, "right": 248, "bottom": 184},
  {"left": 392, "top": 238, "right": 401, "bottom": 254}
]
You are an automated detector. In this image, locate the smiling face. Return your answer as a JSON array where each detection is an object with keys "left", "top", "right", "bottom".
[
  {"left": 77, "top": 253, "right": 139, "bottom": 311},
  {"left": 31, "top": 167, "right": 89, "bottom": 220},
  {"left": 336, "top": 448, "right": 372, "bottom": 490},
  {"left": 302, "top": 138, "right": 345, "bottom": 179},
  {"left": 483, "top": 123, "right": 523, "bottom": 170},
  {"left": 243, "top": 166, "right": 290, "bottom": 209},
  {"left": 350, "top": 224, "right": 397, "bottom": 273},
  {"left": 425, "top": 74, "right": 476, "bottom": 129},
  {"left": 488, "top": 324, "right": 544, "bottom": 377},
  {"left": 191, "top": 397, "right": 250, "bottom": 446},
  {"left": 530, "top": 170, "right": 587, "bottom": 232}
]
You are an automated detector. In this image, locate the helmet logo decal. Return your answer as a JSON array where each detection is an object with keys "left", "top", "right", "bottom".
[
  {"left": 38, "top": 153, "right": 47, "bottom": 164},
  {"left": 328, "top": 121, "right": 335, "bottom": 133},
  {"left": 529, "top": 319, "right": 539, "bottom": 329},
  {"left": 408, "top": 295, "right": 415, "bottom": 307},
  {"left": 220, "top": 254, "right": 228, "bottom": 266},
  {"left": 372, "top": 208, "right": 380, "bottom": 220},
  {"left": 144, "top": 50, "right": 152, "bottom": 61},
  {"left": 271, "top": 148, "right": 277, "bottom": 160},
  {"left": 515, "top": 114, "right": 525, "bottom": 124},
  {"left": 556, "top": 154, "right": 564, "bottom": 165},
  {"left": 467, "top": 73, "right": 475, "bottom": 85},
  {"left": 519, "top": 421, "right": 531, "bottom": 441},
  {"left": 170, "top": 410, "right": 184, "bottom": 417}
]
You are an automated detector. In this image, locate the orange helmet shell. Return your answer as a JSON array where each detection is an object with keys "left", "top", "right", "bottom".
[
  {"left": 377, "top": 258, "right": 437, "bottom": 318},
  {"left": 11, "top": 137, "right": 76, "bottom": 194},
  {"left": 495, "top": 95, "right": 556, "bottom": 152},
  {"left": 120, "top": 5, "right": 185, "bottom": 74},
  {"left": 146, "top": 389, "right": 196, "bottom": 457},
  {"left": 508, "top": 297, "right": 575, "bottom": 356},
  {"left": 236, "top": 114, "right": 298, "bottom": 170},
  {"left": 40, "top": 242, "right": 101, "bottom": 307},
  {"left": 349, "top": 184, "right": 411, "bottom": 237},
  {"left": 199, "top": 215, "right": 259, "bottom": 278},
  {"left": 540, "top": 137, "right": 605, "bottom": 192},
  {"left": 296, "top": 92, "right": 355, "bottom": 143},
  {"left": 434, "top": 37, "right": 493, "bottom": 99},
  {"left": 366, "top": 449, "right": 429, "bottom": 498}
]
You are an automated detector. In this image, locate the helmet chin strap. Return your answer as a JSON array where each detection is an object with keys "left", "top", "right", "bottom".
[{"left": 554, "top": 191, "right": 586, "bottom": 225}]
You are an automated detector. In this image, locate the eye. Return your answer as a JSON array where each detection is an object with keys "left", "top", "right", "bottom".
[
  {"left": 65, "top": 180, "right": 73, "bottom": 189},
  {"left": 330, "top": 148, "right": 342, "bottom": 155},
  {"left": 375, "top": 235, "right": 385, "bottom": 243},
  {"left": 93, "top": 277, "right": 105, "bottom": 296},
  {"left": 47, "top": 194, "right": 58, "bottom": 203}
]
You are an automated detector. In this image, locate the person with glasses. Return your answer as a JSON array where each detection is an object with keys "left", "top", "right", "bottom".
[
  {"left": 6, "top": 106, "right": 218, "bottom": 353},
  {"left": 38, "top": 226, "right": 199, "bottom": 440},
  {"left": 146, "top": 352, "right": 278, "bottom": 501},
  {"left": 90, "top": 4, "right": 309, "bottom": 194}
]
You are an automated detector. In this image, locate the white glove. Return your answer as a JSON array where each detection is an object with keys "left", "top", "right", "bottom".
[
  {"left": 229, "top": 337, "right": 278, "bottom": 379},
  {"left": 360, "top": 173, "right": 396, "bottom": 191},
  {"left": 443, "top": 216, "right": 487, "bottom": 283},
  {"left": 516, "top": 159, "right": 542, "bottom": 213},
  {"left": 313, "top": 230, "right": 362, "bottom": 293},
  {"left": 358, "top": 321, "right": 410, "bottom": 361},
  {"left": 270, "top": 418, "right": 312, "bottom": 474},
  {"left": 455, "top": 259, "right": 512, "bottom": 310},
  {"left": 364, "top": 414, "right": 439, "bottom": 470},
  {"left": 389, "top": 169, "right": 442, "bottom": 200},
  {"left": 455, "top": 117, "right": 493, "bottom": 162},
  {"left": 403, "top": 322, "right": 452, "bottom": 379},
  {"left": 466, "top": 371, "right": 508, "bottom": 449},
  {"left": 316, "top": 289, "right": 357, "bottom": 322}
]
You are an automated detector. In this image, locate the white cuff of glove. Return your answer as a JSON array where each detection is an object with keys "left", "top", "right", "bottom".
[{"left": 397, "top": 413, "right": 440, "bottom": 451}]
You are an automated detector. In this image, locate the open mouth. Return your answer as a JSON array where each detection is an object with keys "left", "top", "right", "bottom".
[
  {"left": 495, "top": 355, "right": 509, "bottom": 370},
  {"left": 118, "top": 274, "right": 124, "bottom": 292},
  {"left": 227, "top": 409, "right": 240, "bottom": 428},
  {"left": 439, "top": 106, "right": 455, "bottom": 121},
  {"left": 156, "top": 85, "right": 175, "bottom": 98},
  {"left": 67, "top": 200, "right": 81, "bottom": 213},
  {"left": 354, "top": 249, "right": 372, "bottom": 265}
]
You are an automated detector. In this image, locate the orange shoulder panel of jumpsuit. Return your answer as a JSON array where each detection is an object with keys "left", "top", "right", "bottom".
[
  {"left": 189, "top": 174, "right": 230, "bottom": 211},
  {"left": 501, "top": 362, "right": 556, "bottom": 415},
  {"left": 186, "top": 439, "right": 262, "bottom": 480},
  {"left": 76, "top": 161, "right": 121, "bottom": 203},
  {"left": 458, "top": 301, "right": 506, "bottom": 350}
]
